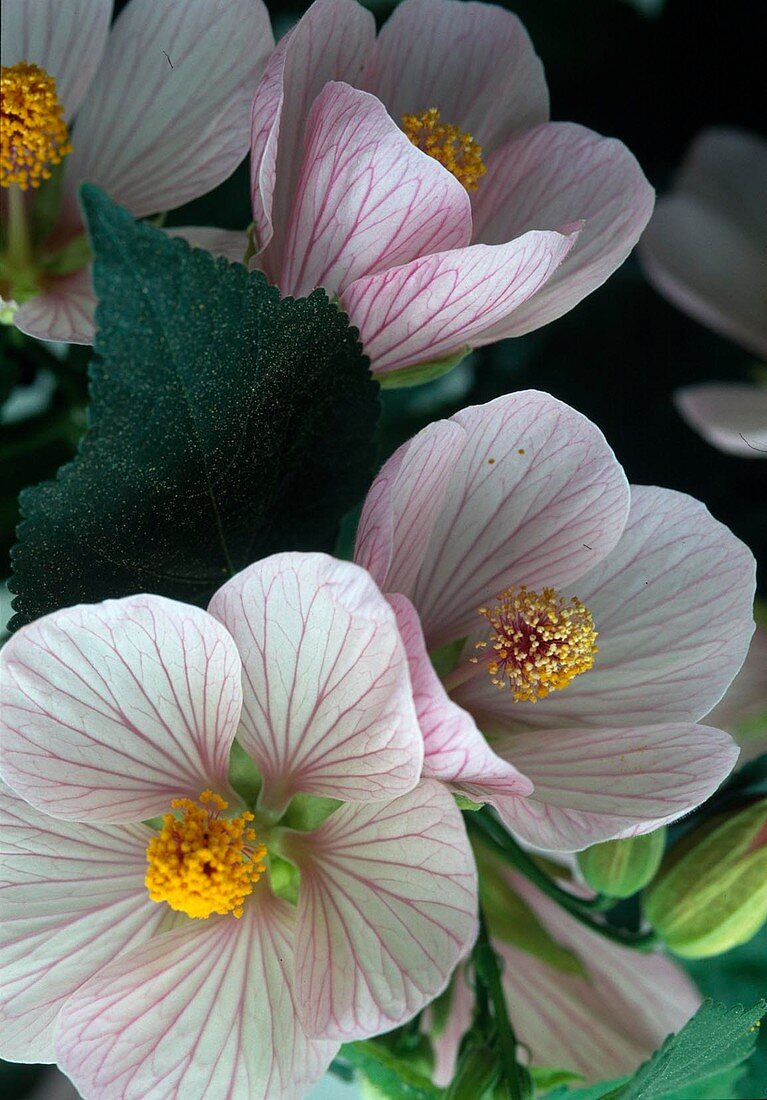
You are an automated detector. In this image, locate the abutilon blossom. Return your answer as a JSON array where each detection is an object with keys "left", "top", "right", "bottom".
[
  {"left": 640, "top": 128, "right": 767, "bottom": 458},
  {"left": 0, "top": 553, "right": 478, "bottom": 1100},
  {"left": 427, "top": 864, "right": 701, "bottom": 1085},
  {"left": 0, "top": 0, "right": 274, "bottom": 343},
  {"left": 354, "top": 389, "right": 756, "bottom": 850},
  {"left": 245, "top": 0, "right": 655, "bottom": 378}
]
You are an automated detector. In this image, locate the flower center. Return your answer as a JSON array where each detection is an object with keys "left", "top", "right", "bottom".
[
  {"left": 1, "top": 62, "right": 72, "bottom": 190},
  {"left": 145, "top": 790, "right": 267, "bottom": 919},
  {"left": 471, "top": 585, "right": 598, "bottom": 702},
  {"left": 401, "top": 107, "right": 487, "bottom": 192}
]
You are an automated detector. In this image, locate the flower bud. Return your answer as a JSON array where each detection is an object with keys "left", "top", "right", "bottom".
[
  {"left": 645, "top": 799, "right": 767, "bottom": 958},
  {"left": 577, "top": 829, "right": 666, "bottom": 898}
]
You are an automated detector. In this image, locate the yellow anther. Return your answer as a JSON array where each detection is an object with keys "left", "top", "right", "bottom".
[
  {"left": 145, "top": 790, "right": 266, "bottom": 919},
  {"left": 471, "top": 585, "right": 597, "bottom": 702},
  {"left": 401, "top": 107, "right": 487, "bottom": 192},
  {"left": 1, "top": 62, "right": 72, "bottom": 190}
]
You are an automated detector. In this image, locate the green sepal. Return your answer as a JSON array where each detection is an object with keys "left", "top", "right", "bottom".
[
  {"left": 430, "top": 637, "right": 467, "bottom": 679},
  {"left": 378, "top": 347, "right": 471, "bottom": 390},
  {"left": 455, "top": 794, "right": 484, "bottom": 811},
  {"left": 281, "top": 792, "right": 342, "bottom": 832},
  {"left": 267, "top": 852, "right": 300, "bottom": 905},
  {"left": 227, "top": 740, "right": 262, "bottom": 807},
  {"left": 577, "top": 828, "right": 666, "bottom": 899},
  {"left": 41, "top": 233, "right": 92, "bottom": 277}
]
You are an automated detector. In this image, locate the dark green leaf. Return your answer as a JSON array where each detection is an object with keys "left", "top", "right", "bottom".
[
  {"left": 9, "top": 185, "right": 379, "bottom": 629},
  {"left": 340, "top": 1040, "right": 445, "bottom": 1100}
]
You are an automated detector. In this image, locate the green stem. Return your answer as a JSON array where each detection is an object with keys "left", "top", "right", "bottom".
[
  {"left": 6, "top": 185, "right": 33, "bottom": 270},
  {"left": 467, "top": 810, "right": 659, "bottom": 951},
  {"left": 473, "top": 906, "right": 530, "bottom": 1100}
]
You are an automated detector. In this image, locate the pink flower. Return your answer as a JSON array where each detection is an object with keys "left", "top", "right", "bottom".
[
  {"left": 1, "top": 0, "right": 274, "bottom": 344},
  {"left": 0, "top": 553, "right": 478, "bottom": 1099},
  {"left": 640, "top": 128, "right": 767, "bottom": 458},
  {"left": 248, "top": 0, "right": 654, "bottom": 378},
  {"left": 354, "top": 390, "right": 756, "bottom": 850},
  {"left": 427, "top": 866, "right": 701, "bottom": 1085}
]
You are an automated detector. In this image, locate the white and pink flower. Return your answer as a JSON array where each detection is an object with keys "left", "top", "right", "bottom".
[
  {"left": 246, "top": 0, "right": 655, "bottom": 378},
  {"left": 640, "top": 128, "right": 767, "bottom": 458},
  {"left": 1, "top": 0, "right": 274, "bottom": 343},
  {"left": 354, "top": 390, "right": 756, "bottom": 850},
  {"left": 0, "top": 553, "right": 478, "bottom": 1099}
]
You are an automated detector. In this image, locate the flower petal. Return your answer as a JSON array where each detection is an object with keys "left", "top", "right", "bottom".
[
  {"left": 472, "top": 122, "right": 654, "bottom": 339},
  {"left": 490, "top": 721, "right": 738, "bottom": 851},
  {"left": 341, "top": 230, "right": 576, "bottom": 375},
  {"left": 640, "top": 128, "right": 767, "bottom": 358},
  {"left": 361, "top": 0, "right": 549, "bottom": 151},
  {"left": 384, "top": 391, "right": 630, "bottom": 648},
  {"left": 13, "top": 268, "right": 96, "bottom": 345},
  {"left": 704, "top": 627, "right": 767, "bottom": 763},
  {"left": 389, "top": 595, "right": 533, "bottom": 805},
  {"left": 354, "top": 418, "right": 466, "bottom": 593},
  {"left": 0, "top": 782, "right": 166, "bottom": 1062},
  {"left": 60, "top": 0, "right": 274, "bottom": 222},
  {"left": 462, "top": 486, "right": 756, "bottom": 730},
  {"left": 164, "top": 226, "right": 248, "bottom": 264},
  {"left": 0, "top": 595, "right": 241, "bottom": 822},
  {"left": 207, "top": 554, "right": 423, "bottom": 813},
  {"left": 674, "top": 383, "right": 767, "bottom": 458},
  {"left": 1, "top": 0, "right": 111, "bottom": 120},
  {"left": 251, "top": 0, "right": 376, "bottom": 269},
  {"left": 290, "top": 780, "right": 478, "bottom": 1040},
  {"left": 56, "top": 886, "right": 337, "bottom": 1100},
  {"left": 277, "top": 82, "right": 471, "bottom": 298}
]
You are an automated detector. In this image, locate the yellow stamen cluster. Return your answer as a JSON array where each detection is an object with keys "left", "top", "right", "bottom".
[
  {"left": 472, "top": 586, "right": 597, "bottom": 702},
  {"left": 1, "top": 62, "right": 72, "bottom": 190},
  {"left": 145, "top": 790, "right": 266, "bottom": 919},
  {"left": 401, "top": 107, "right": 487, "bottom": 192}
]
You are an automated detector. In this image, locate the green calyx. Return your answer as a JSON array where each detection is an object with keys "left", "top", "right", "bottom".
[
  {"left": 645, "top": 798, "right": 767, "bottom": 958},
  {"left": 577, "top": 828, "right": 666, "bottom": 898},
  {"left": 378, "top": 346, "right": 471, "bottom": 390}
]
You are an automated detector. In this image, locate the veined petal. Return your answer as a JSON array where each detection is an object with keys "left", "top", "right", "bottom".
[
  {"left": 251, "top": 0, "right": 376, "bottom": 270},
  {"left": 490, "top": 722, "right": 738, "bottom": 851},
  {"left": 463, "top": 486, "right": 756, "bottom": 729},
  {"left": 704, "top": 627, "right": 767, "bottom": 762},
  {"left": 164, "top": 226, "right": 248, "bottom": 265},
  {"left": 61, "top": 0, "right": 274, "bottom": 222},
  {"left": 361, "top": 0, "right": 549, "bottom": 150},
  {"left": 278, "top": 82, "right": 471, "bottom": 298},
  {"left": 208, "top": 554, "right": 422, "bottom": 812},
  {"left": 290, "top": 781, "right": 478, "bottom": 1040},
  {"left": 472, "top": 123, "right": 654, "bottom": 340},
  {"left": 341, "top": 230, "right": 576, "bottom": 376},
  {"left": 396, "top": 391, "right": 630, "bottom": 648},
  {"left": 1, "top": 0, "right": 111, "bottom": 120},
  {"left": 56, "top": 887, "right": 337, "bottom": 1100},
  {"left": 0, "top": 783, "right": 166, "bottom": 1063},
  {"left": 0, "top": 596, "right": 241, "bottom": 822},
  {"left": 13, "top": 268, "right": 96, "bottom": 345},
  {"left": 390, "top": 595, "right": 533, "bottom": 805},
  {"left": 674, "top": 382, "right": 767, "bottom": 458},
  {"left": 354, "top": 418, "right": 466, "bottom": 594}
]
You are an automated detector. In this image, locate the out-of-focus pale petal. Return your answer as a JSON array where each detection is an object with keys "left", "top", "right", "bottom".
[
  {"left": 341, "top": 229, "right": 576, "bottom": 375},
  {"left": 0, "top": 596, "right": 241, "bottom": 822},
  {"left": 61, "top": 0, "right": 274, "bottom": 222},
  {"left": 165, "top": 226, "right": 248, "bottom": 264},
  {"left": 56, "top": 886, "right": 337, "bottom": 1100},
  {"left": 0, "top": 783, "right": 166, "bottom": 1063},
  {"left": 291, "top": 781, "right": 478, "bottom": 1040},
  {"left": 462, "top": 486, "right": 756, "bottom": 730},
  {"left": 704, "top": 627, "right": 767, "bottom": 763},
  {"left": 500, "top": 873, "right": 700, "bottom": 1081},
  {"left": 641, "top": 195, "right": 767, "bottom": 359},
  {"left": 489, "top": 722, "right": 738, "bottom": 851},
  {"left": 13, "top": 268, "right": 96, "bottom": 345},
  {"left": 251, "top": 0, "right": 376, "bottom": 269},
  {"left": 1, "top": 0, "right": 111, "bottom": 120},
  {"left": 277, "top": 83, "right": 471, "bottom": 297},
  {"left": 391, "top": 392, "right": 629, "bottom": 648},
  {"left": 390, "top": 595, "right": 533, "bottom": 805},
  {"left": 472, "top": 122, "right": 654, "bottom": 339},
  {"left": 208, "top": 554, "right": 422, "bottom": 813},
  {"left": 354, "top": 419, "right": 466, "bottom": 594},
  {"left": 674, "top": 383, "right": 767, "bottom": 458},
  {"left": 361, "top": 0, "right": 549, "bottom": 150}
]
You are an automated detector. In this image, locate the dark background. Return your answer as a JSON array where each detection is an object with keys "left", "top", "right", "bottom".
[{"left": 2, "top": 0, "right": 764, "bottom": 1096}]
